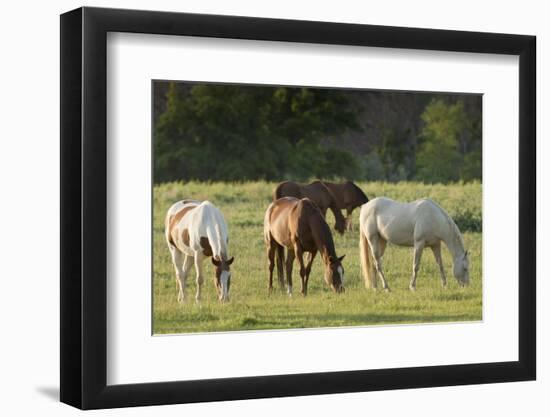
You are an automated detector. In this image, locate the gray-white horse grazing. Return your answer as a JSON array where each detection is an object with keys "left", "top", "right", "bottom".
[{"left": 359, "top": 197, "right": 469, "bottom": 291}]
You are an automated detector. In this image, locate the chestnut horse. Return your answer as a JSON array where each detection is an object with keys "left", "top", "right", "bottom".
[
  {"left": 273, "top": 180, "right": 346, "bottom": 235},
  {"left": 264, "top": 197, "right": 345, "bottom": 296},
  {"left": 323, "top": 181, "right": 369, "bottom": 231}
]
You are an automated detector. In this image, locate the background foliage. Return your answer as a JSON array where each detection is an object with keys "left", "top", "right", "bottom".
[{"left": 154, "top": 82, "right": 482, "bottom": 184}]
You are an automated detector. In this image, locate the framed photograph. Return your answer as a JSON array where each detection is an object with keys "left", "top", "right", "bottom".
[{"left": 60, "top": 6, "right": 536, "bottom": 409}]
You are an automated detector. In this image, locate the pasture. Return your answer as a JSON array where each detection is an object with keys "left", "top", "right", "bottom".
[{"left": 153, "top": 181, "right": 482, "bottom": 334}]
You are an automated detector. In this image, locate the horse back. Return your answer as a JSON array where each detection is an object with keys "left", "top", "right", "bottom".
[
  {"left": 165, "top": 200, "right": 200, "bottom": 249},
  {"left": 194, "top": 202, "right": 229, "bottom": 249},
  {"left": 360, "top": 198, "right": 412, "bottom": 244},
  {"left": 361, "top": 197, "right": 447, "bottom": 246},
  {"left": 166, "top": 200, "right": 228, "bottom": 257},
  {"left": 289, "top": 198, "right": 330, "bottom": 251},
  {"left": 302, "top": 181, "right": 336, "bottom": 210},
  {"left": 273, "top": 181, "right": 302, "bottom": 200}
]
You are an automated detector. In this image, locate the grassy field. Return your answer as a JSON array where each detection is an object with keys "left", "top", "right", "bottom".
[{"left": 153, "top": 181, "right": 482, "bottom": 334}]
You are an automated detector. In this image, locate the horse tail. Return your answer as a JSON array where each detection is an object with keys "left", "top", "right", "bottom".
[
  {"left": 359, "top": 228, "right": 376, "bottom": 289},
  {"left": 263, "top": 203, "right": 274, "bottom": 244}
]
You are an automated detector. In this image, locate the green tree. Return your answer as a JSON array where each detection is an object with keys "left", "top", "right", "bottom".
[
  {"left": 154, "top": 83, "right": 360, "bottom": 182},
  {"left": 415, "top": 100, "right": 467, "bottom": 183}
]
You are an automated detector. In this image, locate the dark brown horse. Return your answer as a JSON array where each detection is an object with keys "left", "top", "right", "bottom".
[
  {"left": 323, "top": 181, "right": 369, "bottom": 230},
  {"left": 273, "top": 180, "right": 346, "bottom": 235},
  {"left": 264, "top": 197, "right": 345, "bottom": 296}
]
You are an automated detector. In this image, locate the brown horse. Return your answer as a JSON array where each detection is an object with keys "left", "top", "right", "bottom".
[
  {"left": 323, "top": 181, "right": 369, "bottom": 230},
  {"left": 264, "top": 197, "right": 345, "bottom": 296},
  {"left": 273, "top": 180, "right": 346, "bottom": 235}
]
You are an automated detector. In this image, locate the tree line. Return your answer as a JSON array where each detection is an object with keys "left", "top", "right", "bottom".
[{"left": 153, "top": 81, "right": 481, "bottom": 184}]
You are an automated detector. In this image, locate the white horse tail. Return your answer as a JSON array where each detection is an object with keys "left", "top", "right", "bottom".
[{"left": 359, "top": 229, "right": 377, "bottom": 289}]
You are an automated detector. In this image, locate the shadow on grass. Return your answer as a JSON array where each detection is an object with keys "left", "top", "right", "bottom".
[
  {"left": 155, "top": 310, "right": 480, "bottom": 334},
  {"left": 252, "top": 311, "right": 477, "bottom": 326}
]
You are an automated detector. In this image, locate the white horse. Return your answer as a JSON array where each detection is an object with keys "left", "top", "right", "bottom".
[
  {"left": 165, "top": 199, "right": 234, "bottom": 303},
  {"left": 359, "top": 197, "right": 469, "bottom": 291}
]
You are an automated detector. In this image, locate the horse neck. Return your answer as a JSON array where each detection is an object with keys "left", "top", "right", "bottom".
[
  {"left": 309, "top": 215, "right": 337, "bottom": 263},
  {"left": 206, "top": 218, "right": 227, "bottom": 259},
  {"left": 442, "top": 219, "right": 465, "bottom": 262},
  {"left": 352, "top": 185, "right": 369, "bottom": 205},
  {"left": 326, "top": 193, "right": 346, "bottom": 222}
]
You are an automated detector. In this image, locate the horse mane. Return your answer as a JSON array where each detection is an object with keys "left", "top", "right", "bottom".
[
  {"left": 301, "top": 199, "right": 338, "bottom": 260},
  {"left": 214, "top": 223, "right": 225, "bottom": 258},
  {"left": 431, "top": 200, "right": 465, "bottom": 253},
  {"left": 201, "top": 201, "right": 228, "bottom": 259},
  {"left": 347, "top": 181, "right": 368, "bottom": 203}
]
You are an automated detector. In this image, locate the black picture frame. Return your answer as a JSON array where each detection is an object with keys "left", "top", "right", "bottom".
[{"left": 60, "top": 6, "right": 536, "bottom": 410}]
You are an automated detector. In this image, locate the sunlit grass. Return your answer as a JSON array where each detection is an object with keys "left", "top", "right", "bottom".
[{"left": 153, "top": 181, "right": 482, "bottom": 334}]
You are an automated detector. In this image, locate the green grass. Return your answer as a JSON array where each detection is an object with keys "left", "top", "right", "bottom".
[{"left": 153, "top": 181, "right": 482, "bottom": 334}]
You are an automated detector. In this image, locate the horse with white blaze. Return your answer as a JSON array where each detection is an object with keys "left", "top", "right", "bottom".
[
  {"left": 165, "top": 199, "right": 234, "bottom": 303},
  {"left": 359, "top": 197, "right": 469, "bottom": 291}
]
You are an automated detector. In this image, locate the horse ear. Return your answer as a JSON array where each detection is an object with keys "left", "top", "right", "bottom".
[
  {"left": 464, "top": 250, "right": 469, "bottom": 258},
  {"left": 338, "top": 254, "right": 346, "bottom": 262},
  {"left": 211, "top": 256, "right": 221, "bottom": 266},
  {"left": 227, "top": 256, "right": 234, "bottom": 265}
]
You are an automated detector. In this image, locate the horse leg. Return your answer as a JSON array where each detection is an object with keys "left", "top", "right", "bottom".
[
  {"left": 275, "top": 245, "right": 285, "bottom": 290},
  {"left": 304, "top": 252, "right": 313, "bottom": 269},
  {"left": 346, "top": 208, "right": 353, "bottom": 231},
  {"left": 295, "top": 245, "right": 307, "bottom": 296},
  {"left": 194, "top": 254, "right": 205, "bottom": 303},
  {"left": 267, "top": 242, "right": 276, "bottom": 294},
  {"left": 169, "top": 246, "right": 186, "bottom": 303},
  {"left": 368, "top": 235, "right": 390, "bottom": 291},
  {"left": 304, "top": 250, "right": 317, "bottom": 296},
  {"left": 410, "top": 241, "right": 425, "bottom": 291},
  {"left": 377, "top": 239, "right": 390, "bottom": 290},
  {"left": 285, "top": 249, "right": 295, "bottom": 296},
  {"left": 431, "top": 243, "right": 447, "bottom": 288},
  {"left": 177, "top": 255, "right": 193, "bottom": 303}
]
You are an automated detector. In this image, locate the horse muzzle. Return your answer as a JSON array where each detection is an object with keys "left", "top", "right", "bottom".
[{"left": 331, "top": 285, "right": 345, "bottom": 294}]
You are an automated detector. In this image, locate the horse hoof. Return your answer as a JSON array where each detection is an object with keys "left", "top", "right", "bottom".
[
  {"left": 384, "top": 288, "right": 391, "bottom": 293},
  {"left": 409, "top": 286, "right": 416, "bottom": 292}
]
